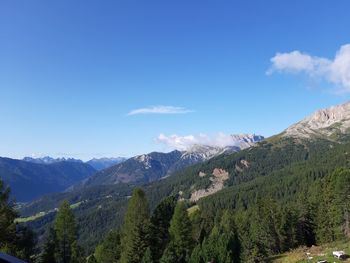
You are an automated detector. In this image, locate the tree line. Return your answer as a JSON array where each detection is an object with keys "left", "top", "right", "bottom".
[
  {"left": 87, "top": 168, "right": 350, "bottom": 263},
  {"left": 2, "top": 164, "right": 350, "bottom": 262}
]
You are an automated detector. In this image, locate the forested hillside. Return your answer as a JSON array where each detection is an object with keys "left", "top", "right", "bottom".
[{"left": 16, "top": 133, "right": 350, "bottom": 259}]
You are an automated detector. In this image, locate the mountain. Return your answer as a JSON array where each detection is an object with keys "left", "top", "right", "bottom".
[
  {"left": 0, "top": 157, "right": 96, "bottom": 201},
  {"left": 18, "top": 102, "right": 350, "bottom": 252},
  {"left": 86, "top": 157, "right": 127, "bottom": 171},
  {"left": 82, "top": 134, "right": 264, "bottom": 187},
  {"left": 83, "top": 151, "right": 183, "bottom": 186},
  {"left": 284, "top": 101, "right": 350, "bottom": 139},
  {"left": 23, "top": 156, "right": 83, "bottom": 164},
  {"left": 23, "top": 156, "right": 126, "bottom": 171}
]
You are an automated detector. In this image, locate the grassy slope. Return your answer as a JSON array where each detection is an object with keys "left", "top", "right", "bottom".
[{"left": 271, "top": 241, "right": 350, "bottom": 262}]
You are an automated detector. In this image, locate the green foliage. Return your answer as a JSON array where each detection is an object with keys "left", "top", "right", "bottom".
[
  {"left": 167, "top": 201, "right": 193, "bottom": 262},
  {"left": 41, "top": 228, "right": 58, "bottom": 263},
  {"left": 120, "top": 188, "right": 150, "bottom": 263},
  {"left": 54, "top": 200, "right": 78, "bottom": 263},
  {"left": 147, "top": 196, "right": 177, "bottom": 262},
  {"left": 333, "top": 169, "right": 350, "bottom": 238},
  {"left": 70, "top": 241, "right": 85, "bottom": 263},
  {"left": 21, "top": 136, "right": 350, "bottom": 261},
  {"left": 159, "top": 242, "right": 179, "bottom": 263},
  {"left": 200, "top": 211, "right": 240, "bottom": 263},
  {"left": 86, "top": 255, "right": 97, "bottom": 263},
  {"left": 141, "top": 247, "right": 153, "bottom": 263},
  {"left": 189, "top": 244, "right": 204, "bottom": 263},
  {"left": 0, "top": 179, "right": 17, "bottom": 251},
  {"left": 94, "top": 230, "right": 120, "bottom": 263},
  {"left": 0, "top": 179, "right": 36, "bottom": 261}
]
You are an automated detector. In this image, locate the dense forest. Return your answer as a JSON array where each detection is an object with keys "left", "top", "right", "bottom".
[
  {"left": 3, "top": 166, "right": 350, "bottom": 262},
  {"left": 3, "top": 136, "right": 350, "bottom": 262}
]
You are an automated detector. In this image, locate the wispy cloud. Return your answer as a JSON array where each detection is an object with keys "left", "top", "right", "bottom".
[
  {"left": 156, "top": 132, "right": 238, "bottom": 151},
  {"left": 127, "top": 105, "right": 193, "bottom": 116},
  {"left": 268, "top": 44, "right": 350, "bottom": 92}
]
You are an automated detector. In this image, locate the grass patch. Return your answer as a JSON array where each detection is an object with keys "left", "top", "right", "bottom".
[
  {"left": 187, "top": 205, "right": 199, "bottom": 215},
  {"left": 15, "top": 211, "right": 47, "bottom": 223},
  {"left": 271, "top": 241, "right": 350, "bottom": 262},
  {"left": 16, "top": 201, "right": 83, "bottom": 223}
]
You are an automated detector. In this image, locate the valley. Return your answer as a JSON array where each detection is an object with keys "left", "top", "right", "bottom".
[{"left": 11, "top": 102, "right": 350, "bottom": 262}]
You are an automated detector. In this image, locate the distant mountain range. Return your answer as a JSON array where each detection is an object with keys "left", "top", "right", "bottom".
[
  {"left": 22, "top": 156, "right": 126, "bottom": 171},
  {"left": 0, "top": 158, "right": 96, "bottom": 201},
  {"left": 86, "top": 157, "right": 127, "bottom": 171},
  {"left": 20, "top": 102, "right": 350, "bottom": 252},
  {"left": 82, "top": 134, "right": 264, "bottom": 187},
  {"left": 22, "top": 156, "right": 83, "bottom": 164},
  {"left": 0, "top": 134, "right": 263, "bottom": 202}
]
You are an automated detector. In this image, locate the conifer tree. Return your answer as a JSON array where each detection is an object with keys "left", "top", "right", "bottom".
[
  {"left": 333, "top": 169, "right": 350, "bottom": 238},
  {"left": 0, "top": 179, "right": 36, "bottom": 261},
  {"left": 159, "top": 242, "right": 178, "bottom": 263},
  {"left": 201, "top": 211, "right": 240, "bottom": 263},
  {"left": 0, "top": 179, "right": 17, "bottom": 252},
  {"left": 166, "top": 201, "right": 193, "bottom": 262},
  {"left": 189, "top": 244, "right": 204, "bottom": 263},
  {"left": 41, "top": 228, "right": 58, "bottom": 263},
  {"left": 141, "top": 247, "right": 153, "bottom": 263},
  {"left": 296, "top": 194, "right": 316, "bottom": 247},
  {"left": 87, "top": 255, "right": 97, "bottom": 263},
  {"left": 279, "top": 207, "right": 298, "bottom": 251},
  {"left": 94, "top": 230, "right": 121, "bottom": 263},
  {"left": 70, "top": 241, "right": 84, "bottom": 263},
  {"left": 120, "top": 188, "right": 150, "bottom": 263},
  {"left": 54, "top": 200, "right": 78, "bottom": 263},
  {"left": 148, "top": 196, "right": 176, "bottom": 262}
]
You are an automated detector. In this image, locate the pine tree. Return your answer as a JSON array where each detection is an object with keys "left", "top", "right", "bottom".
[
  {"left": 296, "top": 195, "right": 316, "bottom": 247},
  {"left": 70, "top": 241, "right": 84, "bottom": 263},
  {"left": 148, "top": 196, "right": 176, "bottom": 262},
  {"left": 279, "top": 207, "right": 298, "bottom": 251},
  {"left": 315, "top": 176, "right": 337, "bottom": 243},
  {"left": 249, "top": 198, "right": 282, "bottom": 255},
  {"left": 87, "top": 255, "right": 97, "bottom": 263},
  {"left": 0, "top": 179, "right": 17, "bottom": 252},
  {"left": 0, "top": 179, "right": 36, "bottom": 261},
  {"left": 54, "top": 200, "right": 78, "bottom": 263},
  {"left": 201, "top": 211, "right": 240, "bottom": 263},
  {"left": 94, "top": 230, "right": 121, "bottom": 263},
  {"left": 120, "top": 188, "right": 150, "bottom": 263},
  {"left": 159, "top": 242, "right": 178, "bottom": 263},
  {"left": 219, "top": 211, "right": 241, "bottom": 263},
  {"left": 189, "top": 244, "right": 204, "bottom": 263},
  {"left": 333, "top": 169, "right": 350, "bottom": 238},
  {"left": 41, "top": 228, "right": 58, "bottom": 263},
  {"left": 167, "top": 201, "right": 193, "bottom": 262},
  {"left": 13, "top": 225, "right": 36, "bottom": 262},
  {"left": 141, "top": 247, "right": 153, "bottom": 263}
]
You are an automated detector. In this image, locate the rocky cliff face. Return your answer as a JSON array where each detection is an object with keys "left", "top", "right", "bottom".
[{"left": 284, "top": 101, "right": 350, "bottom": 139}]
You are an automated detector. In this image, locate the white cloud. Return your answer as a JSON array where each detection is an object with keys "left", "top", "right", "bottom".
[
  {"left": 127, "top": 105, "right": 193, "bottom": 116},
  {"left": 156, "top": 132, "right": 238, "bottom": 151},
  {"left": 268, "top": 44, "right": 350, "bottom": 92}
]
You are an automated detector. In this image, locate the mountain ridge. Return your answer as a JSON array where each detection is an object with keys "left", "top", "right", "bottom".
[
  {"left": 284, "top": 101, "right": 350, "bottom": 139},
  {"left": 0, "top": 157, "right": 96, "bottom": 201},
  {"left": 82, "top": 134, "right": 264, "bottom": 187},
  {"left": 22, "top": 156, "right": 127, "bottom": 171},
  {"left": 18, "top": 101, "right": 350, "bottom": 252}
]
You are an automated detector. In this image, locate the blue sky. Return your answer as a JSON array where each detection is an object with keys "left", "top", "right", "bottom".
[{"left": 1, "top": 0, "right": 350, "bottom": 160}]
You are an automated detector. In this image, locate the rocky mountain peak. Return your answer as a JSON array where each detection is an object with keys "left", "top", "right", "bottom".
[{"left": 284, "top": 101, "right": 350, "bottom": 138}]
